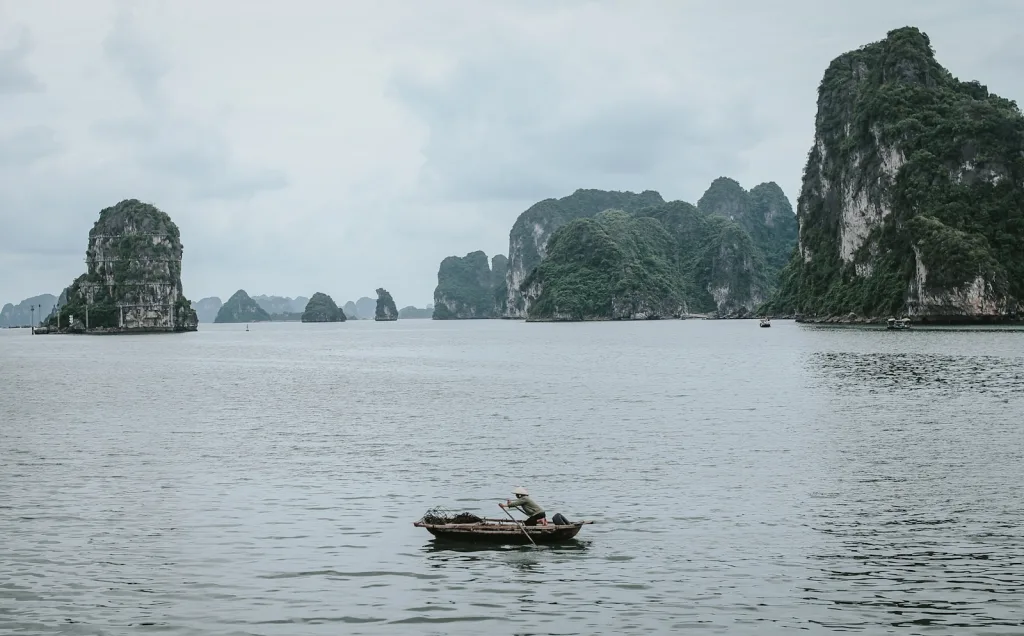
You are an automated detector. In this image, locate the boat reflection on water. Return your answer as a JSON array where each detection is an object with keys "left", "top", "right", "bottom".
[{"left": 421, "top": 538, "right": 590, "bottom": 555}]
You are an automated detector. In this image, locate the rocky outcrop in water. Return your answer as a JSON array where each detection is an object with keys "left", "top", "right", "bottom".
[
  {"left": 215, "top": 290, "right": 271, "bottom": 323},
  {"left": 374, "top": 288, "right": 398, "bottom": 321},
  {"left": 301, "top": 292, "right": 345, "bottom": 322},
  {"left": 504, "top": 189, "right": 666, "bottom": 317},
  {"left": 768, "top": 27, "right": 1024, "bottom": 322},
  {"left": 433, "top": 251, "right": 508, "bottom": 319},
  {"left": 519, "top": 179, "right": 796, "bottom": 321},
  {"left": 45, "top": 199, "right": 198, "bottom": 332},
  {"left": 1, "top": 294, "right": 57, "bottom": 327}
]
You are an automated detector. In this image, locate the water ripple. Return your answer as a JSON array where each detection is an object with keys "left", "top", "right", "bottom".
[{"left": 1, "top": 320, "right": 1022, "bottom": 634}]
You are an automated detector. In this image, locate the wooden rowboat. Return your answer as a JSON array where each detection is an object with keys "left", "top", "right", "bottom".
[{"left": 414, "top": 517, "right": 593, "bottom": 544}]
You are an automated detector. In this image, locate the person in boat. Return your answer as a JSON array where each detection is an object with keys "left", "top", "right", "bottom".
[{"left": 499, "top": 486, "right": 548, "bottom": 526}]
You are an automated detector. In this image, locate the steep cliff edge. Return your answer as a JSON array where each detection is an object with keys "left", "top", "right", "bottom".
[
  {"left": 433, "top": 251, "right": 508, "bottom": 319},
  {"left": 301, "top": 292, "right": 345, "bottom": 322},
  {"left": 504, "top": 189, "right": 665, "bottom": 317},
  {"left": 375, "top": 288, "right": 398, "bottom": 321},
  {"left": 215, "top": 290, "right": 271, "bottom": 323},
  {"left": 45, "top": 199, "right": 198, "bottom": 332},
  {"left": 769, "top": 26, "right": 1023, "bottom": 321},
  {"left": 698, "top": 178, "right": 798, "bottom": 279}
]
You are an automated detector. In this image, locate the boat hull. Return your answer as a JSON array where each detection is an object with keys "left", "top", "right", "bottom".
[{"left": 414, "top": 519, "right": 590, "bottom": 544}]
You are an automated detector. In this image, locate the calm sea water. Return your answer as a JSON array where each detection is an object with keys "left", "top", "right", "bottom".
[{"left": 1, "top": 320, "right": 1022, "bottom": 635}]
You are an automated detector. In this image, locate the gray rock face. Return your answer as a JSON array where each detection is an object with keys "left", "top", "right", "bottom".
[
  {"left": 51, "top": 199, "right": 198, "bottom": 332},
  {"left": 432, "top": 251, "right": 508, "bottom": 319},
  {"left": 374, "top": 288, "right": 398, "bottom": 321}
]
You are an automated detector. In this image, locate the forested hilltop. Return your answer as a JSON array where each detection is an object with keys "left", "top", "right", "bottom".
[
  {"left": 433, "top": 181, "right": 798, "bottom": 321},
  {"left": 521, "top": 180, "right": 795, "bottom": 320},
  {"left": 766, "top": 27, "right": 1023, "bottom": 322}
]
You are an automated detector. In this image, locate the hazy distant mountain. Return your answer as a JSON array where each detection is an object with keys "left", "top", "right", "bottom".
[
  {"left": 253, "top": 295, "right": 309, "bottom": 315},
  {"left": 398, "top": 305, "right": 432, "bottom": 319},
  {"left": 355, "top": 296, "right": 375, "bottom": 320},
  {"left": 191, "top": 297, "right": 223, "bottom": 323},
  {"left": 343, "top": 301, "right": 360, "bottom": 319},
  {"left": 0, "top": 294, "right": 57, "bottom": 327}
]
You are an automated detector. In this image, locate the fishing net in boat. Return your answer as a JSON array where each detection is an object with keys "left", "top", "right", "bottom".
[{"left": 420, "top": 506, "right": 483, "bottom": 525}]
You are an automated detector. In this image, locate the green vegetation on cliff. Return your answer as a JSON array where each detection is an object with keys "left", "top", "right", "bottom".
[
  {"left": 521, "top": 181, "right": 793, "bottom": 320},
  {"left": 769, "top": 27, "right": 1024, "bottom": 319},
  {"left": 523, "top": 211, "right": 684, "bottom": 320},
  {"left": 301, "top": 292, "right": 345, "bottom": 322},
  {"left": 215, "top": 290, "right": 271, "bottom": 323},
  {"left": 505, "top": 189, "right": 667, "bottom": 317},
  {"left": 46, "top": 199, "right": 198, "bottom": 332},
  {"left": 433, "top": 251, "right": 508, "bottom": 319},
  {"left": 698, "top": 178, "right": 797, "bottom": 277}
]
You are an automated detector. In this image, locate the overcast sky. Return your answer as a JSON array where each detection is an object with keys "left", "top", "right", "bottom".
[{"left": 1, "top": 1, "right": 1021, "bottom": 307}]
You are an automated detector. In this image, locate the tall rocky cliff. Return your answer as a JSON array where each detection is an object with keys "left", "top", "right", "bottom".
[
  {"left": 511, "top": 179, "right": 797, "bottom": 321},
  {"left": 433, "top": 251, "right": 508, "bottom": 319},
  {"left": 48, "top": 199, "right": 198, "bottom": 332},
  {"left": 504, "top": 189, "right": 665, "bottom": 317},
  {"left": 374, "top": 288, "right": 398, "bottom": 321},
  {"left": 521, "top": 183, "right": 790, "bottom": 321},
  {"left": 770, "top": 27, "right": 1024, "bottom": 321},
  {"left": 698, "top": 178, "right": 798, "bottom": 279}
]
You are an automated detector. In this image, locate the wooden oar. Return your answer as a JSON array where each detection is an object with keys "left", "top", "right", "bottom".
[{"left": 501, "top": 504, "right": 537, "bottom": 547}]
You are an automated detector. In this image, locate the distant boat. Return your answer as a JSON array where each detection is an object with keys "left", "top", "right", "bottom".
[
  {"left": 886, "top": 317, "right": 911, "bottom": 330},
  {"left": 245, "top": 324, "right": 249, "bottom": 332},
  {"left": 759, "top": 317, "right": 771, "bottom": 328}
]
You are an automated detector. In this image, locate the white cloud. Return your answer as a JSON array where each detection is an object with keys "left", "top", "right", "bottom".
[{"left": 0, "top": 0, "right": 1021, "bottom": 307}]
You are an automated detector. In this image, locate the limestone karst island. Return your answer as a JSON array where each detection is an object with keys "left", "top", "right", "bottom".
[
  {"left": 7, "top": 28, "right": 1021, "bottom": 331},
  {"left": 428, "top": 27, "right": 1021, "bottom": 324},
  {"left": 35, "top": 199, "right": 199, "bottom": 334}
]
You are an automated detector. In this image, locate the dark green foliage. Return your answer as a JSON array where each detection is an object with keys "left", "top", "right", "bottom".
[
  {"left": 433, "top": 251, "right": 507, "bottom": 319},
  {"left": 46, "top": 199, "right": 198, "bottom": 331},
  {"left": 506, "top": 189, "right": 666, "bottom": 315},
  {"left": 215, "top": 290, "right": 271, "bottom": 323},
  {"left": 521, "top": 182, "right": 797, "bottom": 320},
  {"left": 698, "top": 178, "right": 797, "bottom": 288},
  {"left": 770, "top": 26, "right": 1024, "bottom": 317},
  {"left": 301, "top": 292, "right": 345, "bottom": 322},
  {"left": 523, "top": 211, "right": 686, "bottom": 320}
]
